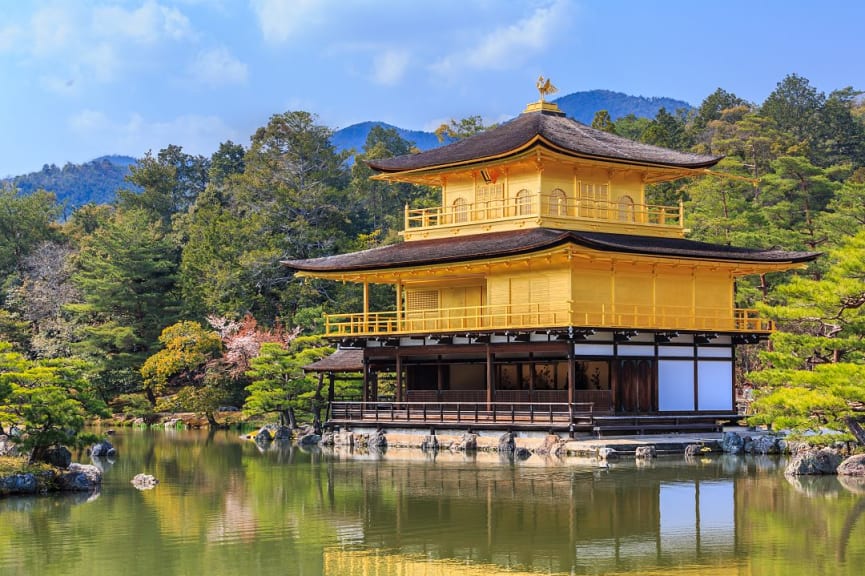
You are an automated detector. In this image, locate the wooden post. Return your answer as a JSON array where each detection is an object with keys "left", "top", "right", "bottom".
[
  {"left": 486, "top": 345, "right": 494, "bottom": 409},
  {"left": 363, "top": 281, "right": 369, "bottom": 331},
  {"left": 362, "top": 356, "right": 369, "bottom": 409},
  {"left": 396, "top": 351, "right": 403, "bottom": 403},
  {"left": 327, "top": 372, "right": 335, "bottom": 421}
]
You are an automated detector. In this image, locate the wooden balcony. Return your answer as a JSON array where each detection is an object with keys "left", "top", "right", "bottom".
[
  {"left": 323, "top": 303, "right": 773, "bottom": 337},
  {"left": 403, "top": 193, "right": 684, "bottom": 238}
]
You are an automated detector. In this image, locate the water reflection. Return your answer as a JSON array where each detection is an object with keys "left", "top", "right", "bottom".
[{"left": 1, "top": 430, "right": 865, "bottom": 576}]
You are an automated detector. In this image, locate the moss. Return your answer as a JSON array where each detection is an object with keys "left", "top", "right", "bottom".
[{"left": 0, "top": 455, "right": 53, "bottom": 477}]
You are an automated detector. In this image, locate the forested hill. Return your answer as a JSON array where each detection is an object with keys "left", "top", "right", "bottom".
[
  {"left": 331, "top": 121, "right": 444, "bottom": 153},
  {"left": 4, "top": 155, "right": 139, "bottom": 212},
  {"left": 553, "top": 89, "right": 691, "bottom": 123}
]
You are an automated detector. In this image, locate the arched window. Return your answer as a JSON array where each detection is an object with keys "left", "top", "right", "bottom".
[
  {"left": 548, "top": 188, "right": 567, "bottom": 216},
  {"left": 515, "top": 189, "right": 532, "bottom": 216},
  {"left": 617, "top": 195, "right": 635, "bottom": 222},
  {"left": 453, "top": 197, "right": 468, "bottom": 223}
]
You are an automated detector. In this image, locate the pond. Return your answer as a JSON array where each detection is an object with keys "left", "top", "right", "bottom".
[{"left": 1, "top": 429, "right": 864, "bottom": 575}]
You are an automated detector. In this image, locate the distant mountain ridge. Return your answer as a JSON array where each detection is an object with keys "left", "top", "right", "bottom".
[
  {"left": 331, "top": 89, "right": 692, "bottom": 154},
  {"left": 4, "top": 90, "right": 690, "bottom": 208}
]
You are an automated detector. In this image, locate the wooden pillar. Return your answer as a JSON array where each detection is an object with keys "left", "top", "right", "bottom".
[
  {"left": 362, "top": 356, "right": 369, "bottom": 408},
  {"left": 396, "top": 281, "right": 403, "bottom": 332},
  {"left": 567, "top": 344, "right": 575, "bottom": 407},
  {"left": 327, "top": 372, "right": 335, "bottom": 421},
  {"left": 363, "top": 281, "right": 369, "bottom": 330},
  {"left": 486, "top": 345, "right": 494, "bottom": 408},
  {"left": 395, "top": 351, "right": 403, "bottom": 403}
]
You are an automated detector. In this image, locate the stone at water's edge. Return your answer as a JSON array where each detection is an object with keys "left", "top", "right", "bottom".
[
  {"left": 535, "top": 435, "right": 566, "bottom": 457},
  {"left": 90, "top": 440, "right": 116, "bottom": 459},
  {"left": 370, "top": 429, "right": 387, "bottom": 448},
  {"left": 635, "top": 446, "right": 657, "bottom": 459},
  {"left": 598, "top": 447, "right": 618, "bottom": 461},
  {"left": 498, "top": 432, "right": 516, "bottom": 454},
  {"left": 837, "top": 454, "right": 865, "bottom": 476},
  {"left": 721, "top": 432, "right": 745, "bottom": 454},
  {"left": 57, "top": 463, "right": 102, "bottom": 491},
  {"left": 784, "top": 448, "right": 843, "bottom": 476},
  {"left": 44, "top": 446, "right": 72, "bottom": 468},
  {"left": 684, "top": 444, "right": 702, "bottom": 457},
  {"left": 448, "top": 432, "right": 478, "bottom": 452},
  {"left": 420, "top": 435, "right": 438, "bottom": 451},
  {"left": 0, "top": 473, "right": 38, "bottom": 495},
  {"left": 319, "top": 432, "right": 335, "bottom": 446},
  {"left": 298, "top": 433, "right": 321, "bottom": 446}
]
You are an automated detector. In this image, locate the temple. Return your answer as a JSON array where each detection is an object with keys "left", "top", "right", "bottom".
[{"left": 286, "top": 93, "right": 817, "bottom": 436}]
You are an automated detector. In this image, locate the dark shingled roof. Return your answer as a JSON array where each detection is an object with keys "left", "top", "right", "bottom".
[
  {"left": 303, "top": 348, "right": 364, "bottom": 372},
  {"left": 367, "top": 110, "right": 722, "bottom": 173},
  {"left": 284, "top": 228, "right": 819, "bottom": 273}
]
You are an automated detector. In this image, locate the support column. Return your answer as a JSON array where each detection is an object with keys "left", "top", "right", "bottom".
[
  {"left": 326, "top": 372, "right": 335, "bottom": 422},
  {"left": 486, "top": 345, "right": 494, "bottom": 409},
  {"left": 567, "top": 344, "right": 575, "bottom": 408},
  {"left": 396, "top": 281, "right": 403, "bottom": 332},
  {"left": 362, "top": 356, "right": 369, "bottom": 408},
  {"left": 363, "top": 281, "right": 369, "bottom": 330},
  {"left": 395, "top": 351, "right": 403, "bottom": 403}
]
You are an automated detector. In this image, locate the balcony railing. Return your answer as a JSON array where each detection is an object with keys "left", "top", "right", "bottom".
[
  {"left": 323, "top": 302, "right": 773, "bottom": 337},
  {"left": 404, "top": 193, "right": 684, "bottom": 232}
]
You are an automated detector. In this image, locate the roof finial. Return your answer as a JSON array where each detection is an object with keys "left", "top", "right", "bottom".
[{"left": 536, "top": 75, "right": 558, "bottom": 102}]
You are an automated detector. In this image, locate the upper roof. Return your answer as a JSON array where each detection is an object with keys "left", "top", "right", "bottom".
[
  {"left": 284, "top": 228, "right": 818, "bottom": 273},
  {"left": 367, "top": 109, "right": 722, "bottom": 174}
]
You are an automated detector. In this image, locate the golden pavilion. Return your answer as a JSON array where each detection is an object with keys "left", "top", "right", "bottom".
[{"left": 286, "top": 92, "right": 817, "bottom": 436}]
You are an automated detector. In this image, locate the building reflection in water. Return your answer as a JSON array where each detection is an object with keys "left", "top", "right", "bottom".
[{"left": 318, "top": 452, "right": 741, "bottom": 575}]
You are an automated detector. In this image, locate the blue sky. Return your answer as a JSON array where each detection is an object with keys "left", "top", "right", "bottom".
[{"left": 1, "top": 0, "right": 863, "bottom": 177}]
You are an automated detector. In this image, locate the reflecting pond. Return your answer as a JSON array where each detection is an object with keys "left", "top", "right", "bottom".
[{"left": 2, "top": 429, "right": 865, "bottom": 575}]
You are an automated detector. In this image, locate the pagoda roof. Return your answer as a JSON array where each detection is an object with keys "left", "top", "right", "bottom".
[
  {"left": 284, "top": 228, "right": 818, "bottom": 273},
  {"left": 367, "top": 110, "right": 722, "bottom": 174},
  {"left": 303, "top": 348, "right": 363, "bottom": 372}
]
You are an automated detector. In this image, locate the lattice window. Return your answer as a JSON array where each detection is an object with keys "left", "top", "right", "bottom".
[
  {"left": 406, "top": 289, "right": 439, "bottom": 311},
  {"left": 476, "top": 182, "right": 504, "bottom": 219},
  {"left": 548, "top": 188, "right": 567, "bottom": 216},
  {"left": 515, "top": 189, "right": 532, "bottom": 216},
  {"left": 452, "top": 197, "right": 468, "bottom": 223},
  {"left": 578, "top": 182, "right": 609, "bottom": 218}
]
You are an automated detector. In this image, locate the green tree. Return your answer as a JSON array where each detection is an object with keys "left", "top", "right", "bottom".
[
  {"left": 0, "top": 186, "right": 62, "bottom": 285},
  {"left": 590, "top": 110, "right": 616, "bottom": 133},
  {"left": 243, "top": 337, "right": 332, "bottom": 429},
  {"left": 760, "top": 74, "right": 825, "bottom": 154},
  {"left": 749, "top": 231, "right": 865, "bottom": 442},
  {"left": 434, "top": 115, "right": 489, "bottom": 142},
  {"left": 0, "top": 342, "right": 107, "bottom": 463},
  {"left": 69, "top": 208, "right": 180, "bottom": 398},
  {"left": 140, "top": 321, "right": 222, "bottom": 405}
]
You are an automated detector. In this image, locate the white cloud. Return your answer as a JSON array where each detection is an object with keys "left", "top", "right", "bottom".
[
  {"left": 68, "top": 109, "right": 239, "bottom": 159},
  {"left": 432, "top": 0, "right": 571, "bottom": 76},
  {"left": 191, "top": 47, "right": 248, "bottom": 85},
  {"left": 372, "top": 50, "right": 410, "bottom": 86},
  {"left": 30, "top": 4, "right": 77, "bottom": 55},
  {"left": 250, "top": 0, "right": 326, "bottom": 44},
  {"left": 91, "top": 1, "right": 193, "bottom": 44}
]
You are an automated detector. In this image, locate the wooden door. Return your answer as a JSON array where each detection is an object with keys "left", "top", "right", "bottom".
[{"left": 616, "top": 359, "right": 655, "bottom": 413}]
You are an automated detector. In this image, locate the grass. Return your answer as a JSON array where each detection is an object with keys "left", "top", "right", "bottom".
[{"left": 0, "top": 455, "right": 53, "bottom": 477}]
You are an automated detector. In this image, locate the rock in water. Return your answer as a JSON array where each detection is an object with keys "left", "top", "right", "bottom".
[
  {"left": 90, "top": 440, "right": 117, "bottom": 458},
  {"left": 837, "top": 454, "right": 865, "bottom": 476},
  {"left": 785, "top": 448, "right": 843, "bottom": 476},
  {"left": 58, "top": 463, "right": 102, "bottom": 491},
  {"left": 131, "top": 473, "right": 159, "bottom": 490},
  {"left": 721, "top": 432, "right": 744, "bottom": 454},
  {"left": 298, "top": 433, "right": 321, "bottom": 446},
  {"left": 370, "top": 429, "right": 387, "bottom": 448},
  {"left": 421, "top": 435, "right": 439, "bottom": 451},
  {"left": 635, "top": 446, "right": 657, "bottom": 460},
  {"left": 598, "top": 447, "right": 619, "bottom": 461},
  {"left": 44, "top": 446, "right": 72, "bottom": 468},
  {"left": 498, "top": 432, "right": 516, "bottom": 454}
]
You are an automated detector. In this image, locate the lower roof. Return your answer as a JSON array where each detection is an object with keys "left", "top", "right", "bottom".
[{"left": 283, "top": 228, "right": 818, "bottom": 273}]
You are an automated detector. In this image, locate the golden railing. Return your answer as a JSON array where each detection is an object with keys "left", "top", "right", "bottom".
[
  {"left": 404, "top": 193, "right": 684, "bottom": 231},
  {"left": 323, "top": 303, "right": 773, "bottom": 336}
]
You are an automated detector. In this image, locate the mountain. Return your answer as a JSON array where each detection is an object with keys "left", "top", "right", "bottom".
[
  {"left": 4, "top": 155, "right": 138, "bottom": 211},
  {"left": 552, "top": 89, "right": 692, "bottom": 124},
  {"left": 331, "top": 121, "right": 445, "bottom": 153},
  {"left": 331, "top": 89, "right": 692, "bottom": 155}
]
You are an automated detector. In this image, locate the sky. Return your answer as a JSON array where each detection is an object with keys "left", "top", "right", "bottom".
[{"left": 1, "top": 0, "right": 863, "bottom": 177}]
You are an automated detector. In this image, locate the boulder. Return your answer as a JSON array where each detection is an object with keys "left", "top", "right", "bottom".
[
  {"left": 598, "top": 447, "right": 619, "bottom": 461},
  {"left": 514, "top": 447, "right": 531, "bottom": 460},
  {"left": 752, "top": 435, "right": 782, "bottom": 455},
  {"left": 449, "top": 432, "right": 478, "bottom": 452},
  {"left": 298, "top": 433, "right": 321, "bottom": 446},
  {"left": 369, "top": 429, "right": 387, "bottom": 449},
  {"left": 90, "top": 440, "right": 117, "bottom": 459},
  {"left": 535, "top": 435, "right": 566, "bottom": 457},
  {"left": 684, "top": 444, "right": 702, "bottom": 457},
  {"left": 131, "top": 473, "right": 159, "bottom": 490},
  {"left": 721, "top": 432, "right": 744, "bottom": 454},
  {"left": 784, "top": 448, "right": 843, "bottom": 476},
  {"left": 319, "top": 432, "right": 335, "bottom": 446},
  {"left": 837, "top": 454, "right": 865, "bottom": 476},
  {"left": 272, "top": 426, "right": 292, "bottom": 441},
  {"left": 334, "top": 431, "right": 354, "bottom": 447},
  {"left": 254, "top": 428, "right": 273, "bottom": 446},
  {"left": 57, "top": 463, "right": 102, "bottom": 491},
  {"left": 420, "top": 435, "right": 439, "bottom": 451},
  {"left": 498, "top": 432, "right": 516, "bottom": 454},
  {"left": 635, "top": 446, "right": 657, "bottom": 460},
  {"left": 43, "top": 446, "right": 72, "bottom": 468},
  {"left": 0, "top": 473, "right": 38, "bottom": 495},
  {"left": 0, "top": 434, "right": 19, "bottom": 457}
]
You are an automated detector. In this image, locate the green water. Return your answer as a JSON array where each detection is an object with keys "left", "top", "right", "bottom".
[{"left": 2, "top": 429, "right": 865, "bottom": 576}]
